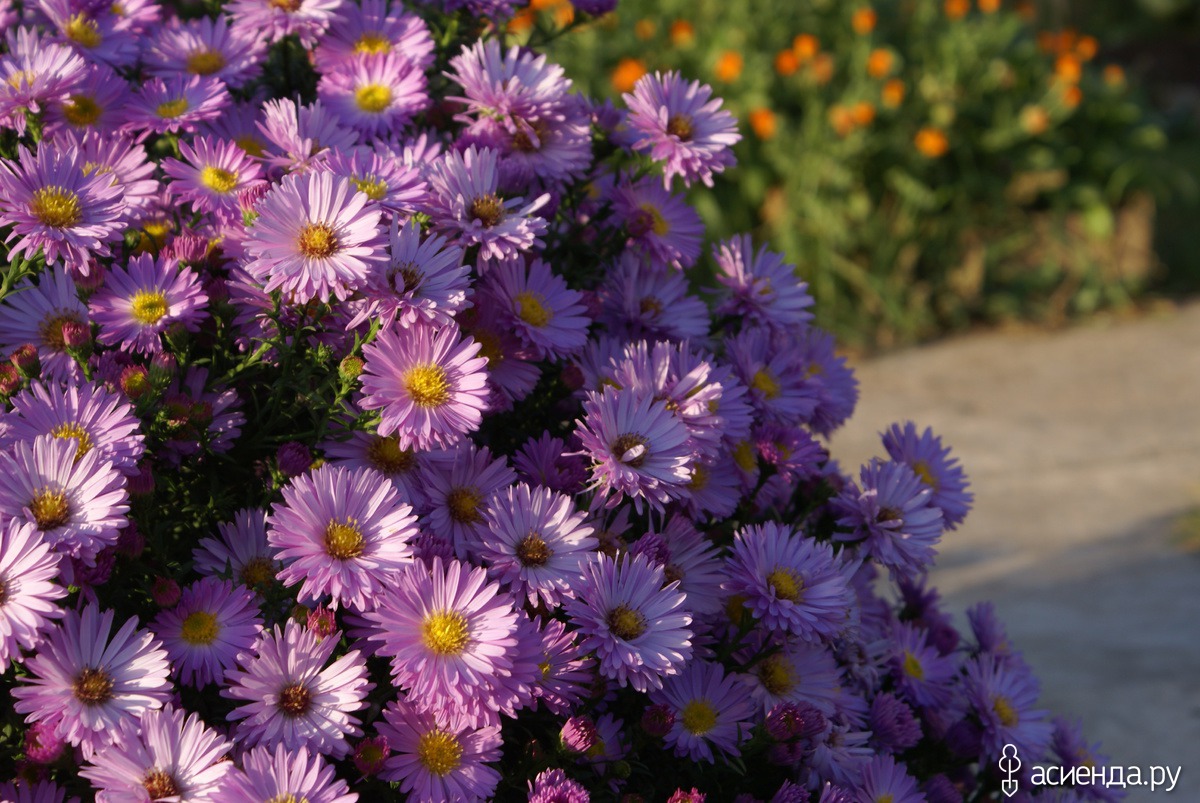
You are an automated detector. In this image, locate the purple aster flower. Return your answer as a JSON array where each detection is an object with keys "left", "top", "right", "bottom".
[
  {"left": 354, "top": 734, "right": 391, "bottom": 778},
  {"left": 243, "top": 170, "right": 386, "bottom": 304},
  {"left": 312, "top": 0, "right": 434, "bottom": 74},
  {"left": 89, "top": 253, "right": 208, "bottom": 355},
  {"left": 449, "top": 39, "right": 570, "bottom": 121},
  {"left": 44, "top": 62, "right": 130, "bottom": 138},
  {"left": 162, "top": 136, "right": 265, "bottom": 219},
  {"left": 317, "top": 52, "right": 427, "bottom": 136},
  {"left": 514, "top": 431, "right": 588, "bottom": 495},
  {"left": 869, "top": 693, "right": 923, "bottom": 753},
  {"left": 426, "top": 145, "right": 549, "bottom": 262},
  {"left": 0, "top": 268, "right": 88, "bottom": 383},
  {"left": 123, "top": 74, "right": 228, "bottom": 135},
  {"left": 890, "top": 622, "right": 959, "bottom": 710},
  {"left": 851, "top": 755, "right": 927, "bottom": 803},
  {"left": 1049, "top": 718, "right": 1123, "bottom": 803},
  {"left": 599, "top": 252, "right": 711, "bottom": 342},
  {"left": 810, "top": 724, "right": 874, "bottom": 788},
  {"left": 319, "top": 145, "right": 429, "bottom": 218},
  {"left": 222, "top": 621, "right": 372, "bottom": 759},
  {"left": 267, "top": 463, "right": 418, "bottom": 610},
  {"left": 0, "top": 27, "right": 85, "bottom": 133},
  {"left": 576, "top": 386, "right": 694, "bottom": 513},
  {"left": 362, "top": 557, "right": 519, "bottom": 714},
  {"left": 226, "top": 0, "right": 340, "bottom": 47},
  {"left": 532, "top": 616, "right": 593, "bottom": 716},
  {"left": 66, "top": 131, "right": 160, "bottom": 223},
  {"left": 12, "top": 604, "right": 172, "bottom": 758},
  {"left": 482, "top": 257, "right": 590, "bottom": 360},
  {"left": 257, "top": 97, "right": 359, "bottom": 175},
  {"left": 832, "top": 459, "right": 945, "bottom": 577},
  {"left": 478, "top": 481, "right": 596, "bottom": 607},
  {"left": 464, "top": 97, "right": 593, "bottom": 192},
  {"left": 359, "top": 320, "right": 490, "bottom": 452},
  {"left": 565, "top": 552, "right": 693, "bottom": 692},
  {"left": 0, "top": 519, "right": 65, "bottom": 672},
  {"left": 216, "top": 743, "right": 357, "bottom": 803},
  {"left": 611, "top": 177, "right": 703, "bottom": 270},
  {"left": 0, "top": 434, "right": 128, "bottom": 567},
  {"left": 728, "top": 326, "right": 821, "bottom": 427},
  {"left": 376, "top": 700, "right": 502, "bottom": 802},
  {"left": 0, "top": 780, "right": 78, "bottom": 803},
  {"left": 650, "top": 659, "right": 754, "bottom": 763},
  {"left": 152, "top": 577, "right": 262, "bottom": 688},
  {"left": 143, "top": 14, "right": 266, "bottom": 89},
  {"left": 346, "top": 219, "right": 468, "bottom": 330},
  {"left": 714, "top": 234, "right": 814, "bottom": 329},
  {"left": 2, "top": 380, "right": 144, "bottom": 475},
  {"left": 80, "top": 704, "right": 233, "bottom": 803},
  {"left": 624, "top": 71, "right": 740, "bottom": 188},
  {"left": 457, "top": 304, "right": 541, "bottom": 410},
  {"left": 739, "top": 637, "right": 843, "bottom": 717},
  {"left": 420, "top": 444, "right": 516, "bottom": 559},
  {"left": 722, "top": 522, "right": 853, "bottom": 642},
  {"left": 40, "top": 0, "right": 139, "bottom": 69},
  {"left": 276, "top": 441, "right": 313, "bottom": 476},
  {"left": 881, "top": 422, "right": 973, "bottom": 530},
  {"left": 0, "top": 143, "right": 125, "bottom": 267},
  {"left": 964, "top": 655, "right": 1053, "bottom": 762},
  {"left": 320, "top": 428, "right": 433, "bottom": 510},
  {"left": 192, "top": 507, "right": 280, "bottom": 590},
  {"left": 528, "top": 769, "right": 589, "bottom": 803}
]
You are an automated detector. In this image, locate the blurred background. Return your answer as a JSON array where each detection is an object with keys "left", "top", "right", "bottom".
[{"left": 517, "top": 0, "right": 1200, "bottom": 795}]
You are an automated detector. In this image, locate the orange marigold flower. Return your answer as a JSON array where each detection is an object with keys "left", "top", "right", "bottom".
[
  {"left": 851, "top": 7, "right": 877, "bottom": 34},
  {"left": 914, "top": 127, "right": 949, "bottom": 158},
  {"left": 978, "top": 0, "right": 1001, "bottom": 12},
  {"left": 944, "top": 0, "right": 969, "bottom": 19},
  {"left": 634, "top": 19, "right": 656, "bottom": 40},
  {"left": 829, "top": 105, "right": 855, "bottom": 138},
  {"left": 793, "top": 33, "right": 820, "bottom": 62},
  {"left": 1062, "top": 85, "right": 1082, "bottom": 108},
  {"left": 507, "top": 8, "right": 535, "bottom": 33},
  {"left": 749, "top": 107, "right": 777, "bottom": 140},
  {"left": 1055, "top": 53, "right": 1082, "bottom": 84},
  {"left": 882, "top": 78, "right": 906, "bottom": 108},
  {"left": 1036, "top": 31, "right": 1056, "bottom": 53},
  {"left": 1103, "top": 64, "right": 1125, "bottom": 89},
  {"left": 669, "top": 19, "right": 695, "bottom": 46},
  {"left": 530, "top": 0, "right": 561, "bottom": 9},
  {"left": 1015, "top": 0, "right": 1036, "bottom": 20},
  {"left": 1076, "top": 35, "right": 1098, "bottom": 61},
  {"left": 1020, "top": 104, "right": 1049, "bottom": 135},
  {"left": 611, "top": 58, "right": 647, "bottom": 94},
  {"left": 851, "top": 101, "right": 876, "bottom": 126},
  {"left": 553, "top": 4, "right": 574, "bottom": 27},
  {"left": 775, "top": 49, "right": 800, "bottom": 76},
  {"left": 866, "top": 48, "right": 893, "bottom": 78},
  {"left": 715, "top": 50, "right": 743, "bottom": 82},
  {"left": 811, "top": 53, "right": 835, "bottom": 85}
]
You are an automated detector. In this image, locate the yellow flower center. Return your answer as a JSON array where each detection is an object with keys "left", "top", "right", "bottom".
[
  {"left": 680, "top": 699, "right": 717, "bottom": 734},
  {"left": 186, "top": 48, "right": 226, "bottom": 76},
  {"left": 468, "top": 194, "right": 505, "bottom": 227},
  {"left": 240, "top": 557, "right": 275, "bottom": 589},
  {"left": 417, "top": 730, "right": 463, "bottom": 776},
  {"left": 912, "top": 460, "right": 937, "bottom": 488},
  {"left": 751, "top": 369, "right": 781, "bottom": 400},
  {"left": 354, "top": 84, "right": 392, "bottom": 114},
  {"left": 993, "top": 695, "right": 1019, "bottom": 727},
  {"left": 758, "top": 655, "right": 796, "bottom": 695},
  {"left": 421, "top": 610, "right": 469, "bottom": 656},
  {"left": 65, "top": 14, "right": 102, "bottom": 48},
  {"left": 130, "top": 290, "right": 169, "bottom": 325},
  {"left": 514, "top": 291, "right": 552, "bottom": 328},
  {"left": 235, "top": 135, "right": 266, "bottom": 158},
  {"left": 446, "top": 486, "right": 483, "bottom": 524},
  {"left": 351, "top": 174, "right": 388, "bottom": 201},
  {"left": 639, "top": 296, "right": 663, "bottom": 317},
  {"left": 180, "top": 610, "right": 221, "bottom": 645},
  {"left": 200, "top": 166, "right": 238, "bottom": 194},
  {"left": 902, "top": 651, "right": 924, "bottom": 680},
  {"left": 366, "top": 435, "right": 415, "bottom": 474},
  {"left": 30, "top": 187, "right": 82, "bottom": 228},
  {"left": 51, "top": 422, "right": 93, "bottom": 460},
  {"left": 606, "top": 604, "right": 646, "bottom": 641},
  {"left": 687, "top": 462, "right": 708, "bottom": 491},
  {"left": 156, "top": 97, "right": 190, "bottom": 119},
  {"left": 278, "top": 682, "right": 312, "bottom": 717},
  {"left": 63, "top": 95, "right": 102, "bottom": 126},
  {"left": 610, "top": 433, "right": 648, "bottom": 468},
  {"left": 7, "top": 70, "right": 34, "bottom": 90},
  {"left": 296, "top": 223, "right": 339, "bottom": 259},
  {"left": 516, "top": 532, "right": 552, "bottom": 567},
  {"left": 324, "top": 518, "right": 365, "bottom": 560},
  {"left": 638, "top": 203, "right": 670, "bottom": 236},
  {"left": 73, "top": 666, "right": 114, "bottom": 705},
  {"left": 767, "top": 568, "right": 803, "bottom": 602},
  {"left": 403, "top": 364, "right": 451, "bottom": 408},
  {"left": 142, "top": 769, "right": 179, "bottom": 799},
  {"left": 472, "top": 328, "right": 503, "bottom": 365},
  {"left": 29, "top": 489, "right": 70, "bottom": 531},
  {"left": 269, "top": 0, "right": 302, "bottom": 11},
  {"left": 267, "top": 795, "right": 309, "bottom": 803},
  {"left": 353, "top": 32, "right": 391, "bottom": 54}
]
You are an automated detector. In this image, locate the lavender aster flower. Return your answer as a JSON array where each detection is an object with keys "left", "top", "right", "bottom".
[
  {"left": 312, "top": 0, "right": 434, "bottom": 74},
  {"left": 964, "top": 655, "right": 1053, "bottom": 761},
  {"left": 483, "top": 257, "right": 590, "bottom": 360},
  {"left": 0, "top": 267, "right": 88, "bottom": 383},
  {"left": 318, "top": 52, "right": 427, "bottom": 136},
  {"left": 0, "top": 520, "right": 65, "bottom": 672},
  {"left": 216, "top": 743, "right": 358, "bottom": 803},
  {"left": 376, "top": 700, "right": 502, "bottom": 802},
  {"left": 152, "top": 577, "right": 262, "bottom": 688},
  {"left": 650, "top": 659, "right": 754, "bottom": 763},
  {"left": 714, "top": 234, "right": 814, "bottom": 329},
  {"left": 89, "top": 253, "right": 208, "bottom": 355},
  {"left": 192, "top": 507, "right": 280, "bottom": 590},
  {"left": 881, "top": 422, "right": 973, "bottom": 530},
  {"left": 528, "top": 769, "right": 589, "bottom": 803},
  {"left": 162, "top": 136, "right": 265, "bottom": 219},
  {"left": 852, "top": 755, "right": 927, "bottom": 803}
]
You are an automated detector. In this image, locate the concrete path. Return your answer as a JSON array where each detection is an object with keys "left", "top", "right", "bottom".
[{"left": 830, "top": 303, "right": 1200, "bottom": 801}]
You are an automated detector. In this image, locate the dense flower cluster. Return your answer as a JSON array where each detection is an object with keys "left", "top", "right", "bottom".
[{"left": 0, "top": 1, "right": 1113, "bottom": 801}]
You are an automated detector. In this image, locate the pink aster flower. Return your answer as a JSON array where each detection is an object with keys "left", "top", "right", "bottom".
[
  {"left": 0, "top": 519, "right": 65, "bottom": 672},
  {"left": 89, "top": 253, "right": 209, "bottom": 355},
  {"left": 2, "top": 380, "right": 144, "bottom": 475},
  {"left": 0, "top": 435, "right": 128, "bottom": 567},
  {"left": 226, "top": 0, "right": 340, "bottom": 47},
  {"left": 312, "top": 0, "right": 434, "bottom": 74},
  {"left": 0, "top": 268, "right": 88, "bottom": 383},
  {"left": 650, "top": 659, "right": 754, "bottom": 763},
  {"left": 318, "top": 146, "right": 429, "bottom": 218},
  {"left": 216, "top": 743, "right": 358, "bottom": 803},
  {"left": 40, "top": 0, "right": 140, "bottom": 69},
  {"left": 123, "top": 74, "right": 228, "bottom": 135},
  {"left": 362, "top": 557, "right": 520, "bottom": 714},
  {"left": 0, "top": 27, "right": 85, "bottom": 132},
  {"left": 317, "top": 52, "right": 427, "bottom": 136},
  {"left": 419, "top": 443, "right": 516, "bottom": 560},
  {"left": 565, "top": 552, "right": 693, "bottom": 692},
  {"left": 192, "top": 508, "right": 281, "bottom": 590},
  {"left": 243, "top": 170, "right": 385, "bottom": 303},
  {"left": 80, "top": 704, "right": 233, "bottom": 803},
  {"left": 448, "top": 39, "right": 570, "bottom": 122},
  {"left": 531, "top": 616, "right": 593, "bottom": 716},
  {"left": 222, "top": 621, "right": 372, "bottom": 759},
  {"left": 478, "top": 481, "right": 596, "bottom": 607},
  {"left": 482, "top": 257, "right": 590, "bottom": 360},
  {"left": 66, "top": 131, "right": 160, "bottom": 223},
  {"left": 427, "top": 145, "right": 549, "bottom": 262},
  {"left": 257, "top": 97, "right": 359, "bottom": 175},
  {"left": 267, "top": 463, "right": 419, "bottom": 610},
  {"left": 359, "top": 320, "right": 490, "bottom": 451},
  {"left": 44, "top": 63, "right": 131, "bottom": 138},
  {"left": 153, "top": 577, "right": 263, "bottom": 688},
  {"left": 162, "top": 136, "right": 265, "bottom": 219},
  {"left": 624, "top": 71, "right": 741, "bottom": 188},
  {"left": 576, "top": 386, "right": 694, "bottom": 513},
  {"left": 143, "top": 14, "right": 266, "bottom": 89},
  {"left": 12, "top": 604, "right": 172, "bottom": 758},
  {"left": 376, "top": 700, "right": 503, "bottom": 802},
  {"left": 0, "top": 143, "right": 125, "bottom": 267}
]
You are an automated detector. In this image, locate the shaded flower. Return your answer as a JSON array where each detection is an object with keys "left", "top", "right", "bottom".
[{"left": 153, "top": 577, "right": 262, "bottom": 688}]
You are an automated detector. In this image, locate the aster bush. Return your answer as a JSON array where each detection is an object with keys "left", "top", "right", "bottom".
[{"left": 0, "top": 1, "right": 1118, "bottom": 801}]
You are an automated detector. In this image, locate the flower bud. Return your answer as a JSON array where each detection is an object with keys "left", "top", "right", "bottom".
[
  {"left": 9, "top": 344, "right": 40, "bottom": 379},
  {"left": 151, "top": 577, "right": 181, "bottom": 607}
]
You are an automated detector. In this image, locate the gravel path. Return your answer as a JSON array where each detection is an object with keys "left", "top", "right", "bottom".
[{"left": 830, "top": 303, "right": 1200, "bottom": 801}]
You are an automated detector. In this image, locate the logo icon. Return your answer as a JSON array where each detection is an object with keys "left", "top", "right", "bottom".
[{"left": 999, "top": 744, "right": 1021, "bottom": 798}]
